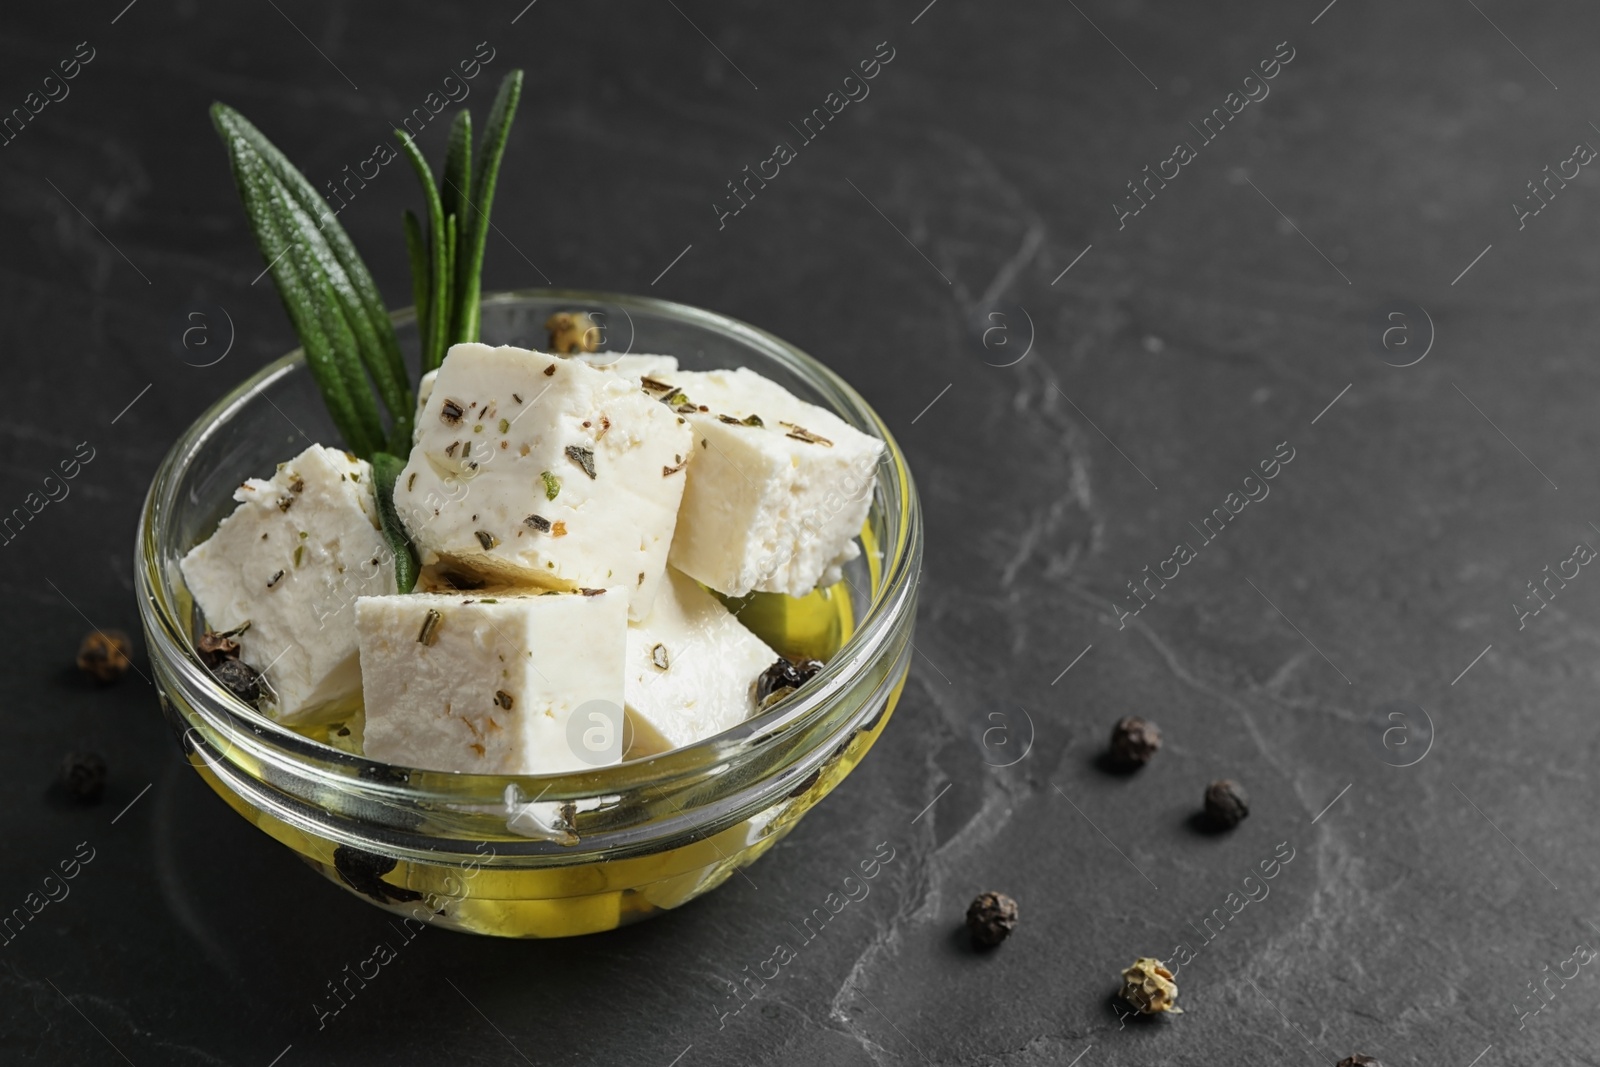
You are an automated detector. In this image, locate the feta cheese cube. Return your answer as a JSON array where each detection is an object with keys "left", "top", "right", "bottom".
[
  {"left": 624, "top": 568, "right": 777, "bottom": 756},
  {"left": 597, "top": 353, "right": 679, "bottom": 379},
  {"left": 656, "top": 368, "right": 883, "bottom": 597},
  {"left": 422, "top": 358, "right": 671, "bottom": 442},
  {"left": 179, "top": 445, "right": 395, "bottom": 723},
  {"left": 396, "top": 343, "right": 695, "bottom": 620},
  {"left": 356, "top": 590, "right": 628, "bottom": 774},
  {"left": 412, "top": 369, "right": 438, "bottom": 444}
]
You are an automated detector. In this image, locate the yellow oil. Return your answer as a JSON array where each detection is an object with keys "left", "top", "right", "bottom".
[{"left": 715, "top": 579, "right": 854, "bottom": 663}]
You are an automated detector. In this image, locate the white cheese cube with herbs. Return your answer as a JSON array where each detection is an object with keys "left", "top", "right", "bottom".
[
  {"left": 396, "top": 343, "right": 695, "bottom": 620},
  {"left": 655, "top": 368, "right": 883, "bottom": 598},
  {"left": 179, "top": 445, "right": 395, "bottom": 724},
  {"left": 598, "top": 353, "right": 679, "bottom": 379},
  {"left": 624, "top": 568, "right": 778, "bottom": 756},
  {"left": 412, "top": 369, "right": 438, "bottom": 444},
  {"left": 357, "top": 590, "right": 627, "bottom": 774}
]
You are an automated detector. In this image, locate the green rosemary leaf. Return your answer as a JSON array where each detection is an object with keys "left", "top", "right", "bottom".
[
  {"left": 444, "top": 211, "right": 458, "bottom": 356},
  {"left": 274, "top": 175, "right": 411, "bottom": 447},
  {"left": 210, "top": 104, "right": 410, "bottom": 426},
  {"left": 222, "top": 136, "right": 382, "bottom": 457},
  {"left": 272, "top": 183, "right": 387, "bottom": 455},
  {"left": 457, "top": 70, "right": 523, "bottom": 344},
  {"left": 441, "top": 110, "right": 474, "bottom": 345},
  {"left": 396, "top": 130, "right": 450, "bottom": 373},
  {"left": 402, "top": 207, "right": 429, "bottom": 357},
  {"left": 370, "top": 451, "right": 419, "bottom": 594},
  {"left": 441, "top": 109, "right": 472, "bottom": 252}
]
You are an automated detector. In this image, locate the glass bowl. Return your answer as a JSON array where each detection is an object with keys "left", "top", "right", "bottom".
[{"left": 135, "top": 290, "right": 922, "bottom": 938}]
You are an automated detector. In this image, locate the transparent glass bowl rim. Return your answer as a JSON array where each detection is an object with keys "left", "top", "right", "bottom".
[{"left": 136, "top": 288, "right": 922, "bottom": 809}]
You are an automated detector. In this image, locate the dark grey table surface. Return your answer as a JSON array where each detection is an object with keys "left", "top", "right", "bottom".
[{"left": 4, "top": 1, "right": 1599, "bottom": 1064}]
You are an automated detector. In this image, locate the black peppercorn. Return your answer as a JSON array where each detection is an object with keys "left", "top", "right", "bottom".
[
  {"left": 60, "top": 752, "right": 107, "bottom": 803},
  {"left": 1109, "top": 716, "right": 1162, "bottom": 770},
  {"left": 756, "top": 661, "right": 793, "bottom": 706},
  {"left": 1204, "top": 779, "right": 1250, "bottom": 829},
  {"left": 965, "top": 891, "right": 1019, "bottom": 948},
  {"left": 1336, "top": 1057, "right": 1381, "bottom": 1067},
  {"left": 756, "top": 658, "right": 824, "bottom": 708},
  {"left": 76, "top": 630, "right": 133, "bottom": 684},
  {"left": 332, "top": 845, "right": 424, "bottom": 905},
  {"left": 213, "top": 658, "right": 262, "bottom": 704}
]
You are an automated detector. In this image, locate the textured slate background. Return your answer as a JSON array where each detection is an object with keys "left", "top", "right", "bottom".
[{"left": 3, "top": 1, "right": 1599, "bottom": 1064}]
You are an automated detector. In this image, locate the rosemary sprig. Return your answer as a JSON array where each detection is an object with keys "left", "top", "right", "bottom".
[
  {"left": 211, "top": 104, "right": 413, "bottom": 455},
  {"left": 211, "top": 70, "right": 524, "bottom": 597},
  {"left": 369, "top": 452, "right": 419, "bottom": 593},
  {"left": 400, "top": 69, "right": 524, "bottom": 371},
  {"left": 440, "top": 110, "right": 473, "bottom": 235},
  {"left": 395, "top": 129, "right": 449, "bottom": 373},
  {"left": 455, "top": 70, "right": 523, "bottom": 345},
  {"left": 216, "top": 129, "right": 386, "bottom": 457}
]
